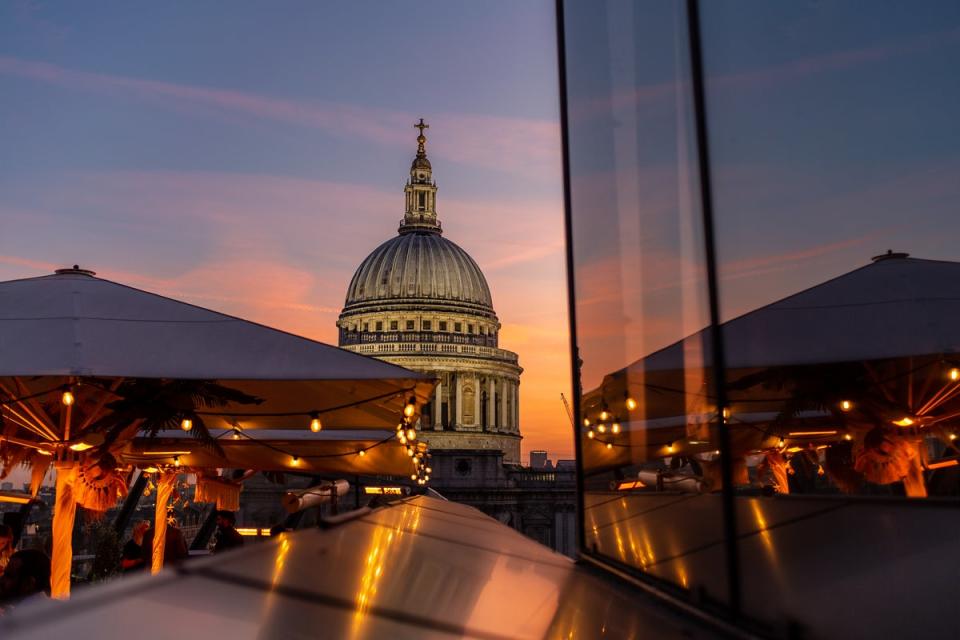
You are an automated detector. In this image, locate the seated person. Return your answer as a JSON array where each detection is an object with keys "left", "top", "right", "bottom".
[{"left": 0, "top": 549, "right": 51, "bottom": 612}]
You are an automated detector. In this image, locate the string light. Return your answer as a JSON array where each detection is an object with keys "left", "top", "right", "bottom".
[
  {"left": 403, "top": 397, "right": 417, "bottom": 418},
  {"left": 950, "top": 434, "right": 957, "bottom": 441},
  {"left": 180, "top": 418, "right": 193, "bottom": 432},
  {"left": 667, "top": 442, "right": 675, "bottom": 453},
  {"left": 410, "top": 474, "right": 417, "bottom": 481},
  {"left": 587, "top": 429, "right": 595, "bottom": 439},
  {"left": 291, "top": 456, "right": 300, "bottom": 466},
  {"left": 310, "top": 413, "right": 322, "bottom": 432},
  {"left": 61, "top": 390, "right": 75, "bottom": 406},
  {"left": 406, "top": 428, "right": 417, "bottom": 442},
  {"left": 358, "top": 450, "right": 366, "bottom": 457},
  {"left": 840, "top": 400, "right": 852, "bottom": 411},
  {"left": 951, "top": 368, "right": 960, "bottom": 381},
  {"left": 611, "top": 423, "right": 621, "bottom": 434},
  {"left": 625, "top": 397, "right": 637, "bottom": 411},
  {"left": 583, "top": 418, "right": 591, "bottom": 427},
  {"left": 598, "top": 424, "right": 606, "bottom": 433},
  {"left": 425, "top": 466, "right": 432, "bottom": 474},
  {"left": 173, "top": 456, "right": 180, "bottom": 468},
  {"left": 605, "top": 442, "right": 613, "bottom": 450},
  {"left": 599, "top": 407, "right": 610, "bottom": 421},
  {"left": 844, "top": 433, "right": 853, "bottom": 441},
  {"left": 722, "top": 407, "right": 731, "bottom": 421}
]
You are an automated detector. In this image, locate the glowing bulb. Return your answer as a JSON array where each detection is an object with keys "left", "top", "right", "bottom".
[
  {"left": 840, "top": 400, "right": 852, "bottom": 411},
  {"left": 143, "top": 466, "right": 159, "bottom": 473},
  {"left": 232, "top": 429, "right": 241, "bottom": 439},
  {"left": 425, "top": 466, "right": 432, "bottom": 474},
  {"left": 599, "top": 409, "right": 610, "bottom": 421},
  {"left": 587, "top": 429, "right": 594, "bottom": 439},
  {"left": 424, "top": 475, "right": 430, "bottom": 481},
  {"left": 605, "top": 443, "right": 613, "bottom": 450},
  {"left": 611, "top": 423, "right": 621, "bottom": 434},
  {"left": 173, "top": 456, "right": 180, "bottom": 468},
  {"left": 625, "top": 397, "right": 637, "bottom": 411},
  {"left": 180, "top": 418, "right": 193, "bottom": 432},
  {"left": 893, "top": 417, "right": 915, "bottom": 427},
  {"left": 722, "top": 407, "right": 731, "bottom": 420},
  {"left": 61, "top": 390, "right": 75, "bottom": 406},
  {"left": 406, "top": 428, "right": 417, "bottom": 441},
  {"left": 291, "top": 456, "right": 300, "bottom": 465},
  {"left": 667, "top": 442, "right": 675, "bottom": 453},
  {"left": 358, "top": 449, "right": 366, "bottom": 457},
  {"left": 951, "top": 368, "right": 959, "bottom": 381},
  {"left": 310, "top": 416, "right": 322, "bottom": 432},
  {"left": 403, "top": 397, "right": 416, "bottom": 418},
  {"left": 583, "top": 418, "right": 591, "bottom": 427},
  {"left": 407, "top": 448, "right": 415, "bottom": 457},
  {"left": 411, "top": 474, "right": 417, "bottom": 480},
  {"left": 950, "top": 433, "right": 957, "bottom": 441},
  {"left": 844, "top": 433, "right": 853, "bottom": 441},
  {"left": 598, "top": 424, "right": 606, "bottom": 433},
  {"left": 778, "top": 437, "right": 785, "bottom": 447}
]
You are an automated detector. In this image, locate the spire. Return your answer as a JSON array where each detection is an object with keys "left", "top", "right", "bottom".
[{"left": 400, "top": 118, "right": 442, "bottom": 235}]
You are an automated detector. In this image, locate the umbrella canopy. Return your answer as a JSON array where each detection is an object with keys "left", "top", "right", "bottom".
[{"left": 582, "top": 255, "right": 960, "bottom": 466}]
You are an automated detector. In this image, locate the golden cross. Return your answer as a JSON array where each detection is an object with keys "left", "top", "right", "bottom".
[{"left": 414, "top": 118, "right": 429, "bottom": 136}]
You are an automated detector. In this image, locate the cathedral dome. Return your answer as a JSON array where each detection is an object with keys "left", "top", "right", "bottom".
[{"left": 343, "top": 233, "right": 494, "bottom": 312}]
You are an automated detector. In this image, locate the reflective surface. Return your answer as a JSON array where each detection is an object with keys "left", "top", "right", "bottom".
[{"left": 0, "top": 497, "right": 713, "bottom": 639}]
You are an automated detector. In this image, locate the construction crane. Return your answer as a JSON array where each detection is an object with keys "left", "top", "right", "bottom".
[{"left": 560, "top": 393, "right": 575, "bottom": 427}]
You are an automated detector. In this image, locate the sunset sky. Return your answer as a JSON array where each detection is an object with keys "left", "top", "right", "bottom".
[{"left": 0, "top": 2, "right": 573, "bottom": 461}]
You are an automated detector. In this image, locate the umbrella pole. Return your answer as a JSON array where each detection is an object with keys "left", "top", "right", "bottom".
[
  {"left": 51, "top": 462, "right": 78, "bottom": 599},
  {"left": 151, "top": 473, "right": 176, "bottom": 574}
]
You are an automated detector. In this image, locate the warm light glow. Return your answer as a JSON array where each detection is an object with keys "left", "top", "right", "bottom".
[
  {"left": 0, "top": 493, "right": 32, "bottom": 505},
  {"left": 597, "top": 424, "right": 606, "bottom": 433},
  {"left": 786, "top": 446, "right": 803, "bottom": 453},
  {"left": 425, "top": 466, "right": 432, "bottom": 474},
  {"left": 583, "top": 417, "right": 591, "bottom": 427},
  {"left": 403, "top": 397, "right": 416, "bottom": 418},
  {"left": 616, "top": 480, "right": 646, "bottom": 490},
  {"left": 599, "top": 409, "right": 610, "bottom": 421},
  {"left": 722, "top": 407, "right": 731, "bottom": 420},
  {"left": 667, "top": 442, "right": 675, "bottom": 453},
  {"left": 310, "top": 417, "right": 322, "bottom": 432},
  {"left": 951, "top": 368, "right": 960, "bottom": 381},
  {"left": 950, "top": 433, "right": 958, "bottom": 441},
  {"left": 844, "top": 433, "right": 853, "bottom": 441},
  {"left": 406, "top": 428, "right": 417, "bottom": 441},
  {"left": 143, "top": 466, "right": 159, "bottom": 473},
  {"left": 611, "top": 423, "right": 621, "bottom": 434},
  {"left": 180, "top": 418, "right": 193, "bottom": 432},
  {"left": 788, "top": 430, "right": 839, "bottom": 436},
  {"left": 364, "top": 486, "right": 403, "bottom": 495},
  {"left": 232, "top": 429, "right": 241, "bottom": 439},
  {"left": 410, "top": 474, "right": 417, "bottom": 480},
  {"left": 173, "top": 455, "right": 181, "bottom": 467},
  {"left": 778, "top": 437, "right": 786, "bottom": 447},
  {"left": 605, "top": 443, "right": 613, "bottom": 449},
  {"left": 291, "top": 456, "right": 300, "bottom": 465},
  {"left": 68, "top": 442, "right": 94, "bottom": 452},
  {"left": 587, "top": 429, "right": 594, "bottom": 439},
  {"left": 236, "top": 527, "right": 265, "bottom": 536},
  {"left": 840, "top": 400, "right": 852, "bottom": 411},
  {"left": 36, "top": 448, "right": 53, "bottom": 456},
  {"left": 892, "top": 417, "right": 914, "bottom": 427},
  {"left": 625, "top": 397, "right": 637, "bottom": 411},
  {"left": 926, "top": 459, "right": 959, "bottom": 470},
  {"left": 358, "top": 449, "right": 366, "bottom": 457},
  {"left": 61, "top": 390, "right": 75, "bottom": 406},
  {"left": 407, "top": 448, "right": 415, "bottom": 457}
]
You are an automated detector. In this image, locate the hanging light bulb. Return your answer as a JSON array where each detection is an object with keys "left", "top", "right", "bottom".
[
  {"left": 403, "top": 397, "right": 417, "bottom": 418},
  {"left": 583, "top": 417, "right": 591, "bottom": 427},
  {"left": 611, "top": 423, "right": 621, "bottom": 434},
  {"left": 605, "top": 443, "right": 613, "bottom": 450},
  {"left": 844, "top": 433, "right": 853, "bottom": 441},
  {"left": 950, "top": 433, "right": 957, "bottom": 441},
  {"left": 625, "top": 397, "right": 638, "bottom": 411},
  {"left": 291, "top": 456, "right": 300, "bottom": 465},
  {"left": 599, "top": 407, "right": 610, "bottom": 421},
  {"left": 598, "top": 424, "right": 606, "bottom": 433},
  {"left": 587, "top": 429, "right": 595, "bottom": 439},
  {"left": 61, "top": 390, "right": 75, "bottom": 406},
  {"left": 406, "top": 428, "right": 417, "bottom": 441},
  {"left": 424, "top": 475, "right": 430, "bottom": 481},
  {"left": 667, "top": 442, "right": 675, "bottom": 454},
  {"left": 407, "top": 447, "right": 415, "bottom": 457},
  {"left": 232, "top": 429, "right": 241, "bottom": 440},
  {"left": 778, "top": 437, "right": 786, "bottom": 447},
  {"left": 173, "top": 456, "right": 181, "bottom": 468},
  {"left": 399, "top": 433, "right": 407, "bottom": 445},
  {"left": 310, "top": 413, "right": 322, "bottom": 432},
  {"left": 840, "top": 400, "right": 852, "bottom": 411},
  {"left": 425, "top": 466, "right": 432, "bottom": 474},
  {"left": 180, "top": 418, "right": 193, "bottom": 432},
  {"left": 722, "top": 407, "right": 731, "bottom": 421},
  {"left": 893, "top": 417, "right": 915, "bottom": 427},
  {"left": 950, "top": 368, "right": 960, "bottom": 381},
  {"left": 358, "top": 449, "right": 366, "bottom": 457}
]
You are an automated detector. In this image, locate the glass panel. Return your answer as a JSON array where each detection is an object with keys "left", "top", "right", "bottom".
[
  {"left": 563, "top": 0, "right": 730, "bottom": 605},
  {"left": 702, "top": 1, "right": 960, "bottom": 634}
]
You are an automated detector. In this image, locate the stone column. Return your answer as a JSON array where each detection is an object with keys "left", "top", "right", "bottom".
[
  {"left": 433, "top": 381, "right": 442, "bottom": 430},
  {"left": 474, "top": 376, "right": 481, "bottom": 430},
  {"left": 455, "top": 374, "right": 463, "bottom": 428},
  {"left": 488, "top": 378, "right": 496, "bottom": 430},
  {"left": 499, "top": 378, "right": 507, "bottom": 430},
  {"left": 512, "top": 382, "right": 519, "bottom": 432}
]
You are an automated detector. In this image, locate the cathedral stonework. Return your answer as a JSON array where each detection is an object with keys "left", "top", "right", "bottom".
[{"left": 337, "top": 120, "right": 523, "bottom": 464}]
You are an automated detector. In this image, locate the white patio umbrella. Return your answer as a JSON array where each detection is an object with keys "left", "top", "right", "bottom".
[{"left": 0, "top": 266, "right": 436, "bottom": 596}]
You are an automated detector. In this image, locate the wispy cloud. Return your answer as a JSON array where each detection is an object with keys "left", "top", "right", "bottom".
[{"left": 0, "top": 56, "right": 560, "bottom": 179}]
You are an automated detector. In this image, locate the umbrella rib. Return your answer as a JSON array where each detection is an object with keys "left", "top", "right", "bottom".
[
  {"left": 0, "top": 403, "right": 58, "bottom": 441},
  {"left": 1, "top": 412, "right": 55, "bottom": 442},
  {"left": 3, "top": 380, "right": 60, "bottom": 439},
  {"left": 76, "top": 378, "right": 124, "bottom": 433}
]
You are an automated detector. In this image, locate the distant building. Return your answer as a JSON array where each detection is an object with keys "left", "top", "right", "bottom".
[{"left": 530, "top": 450, "right": 549, "bottom": 469}]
